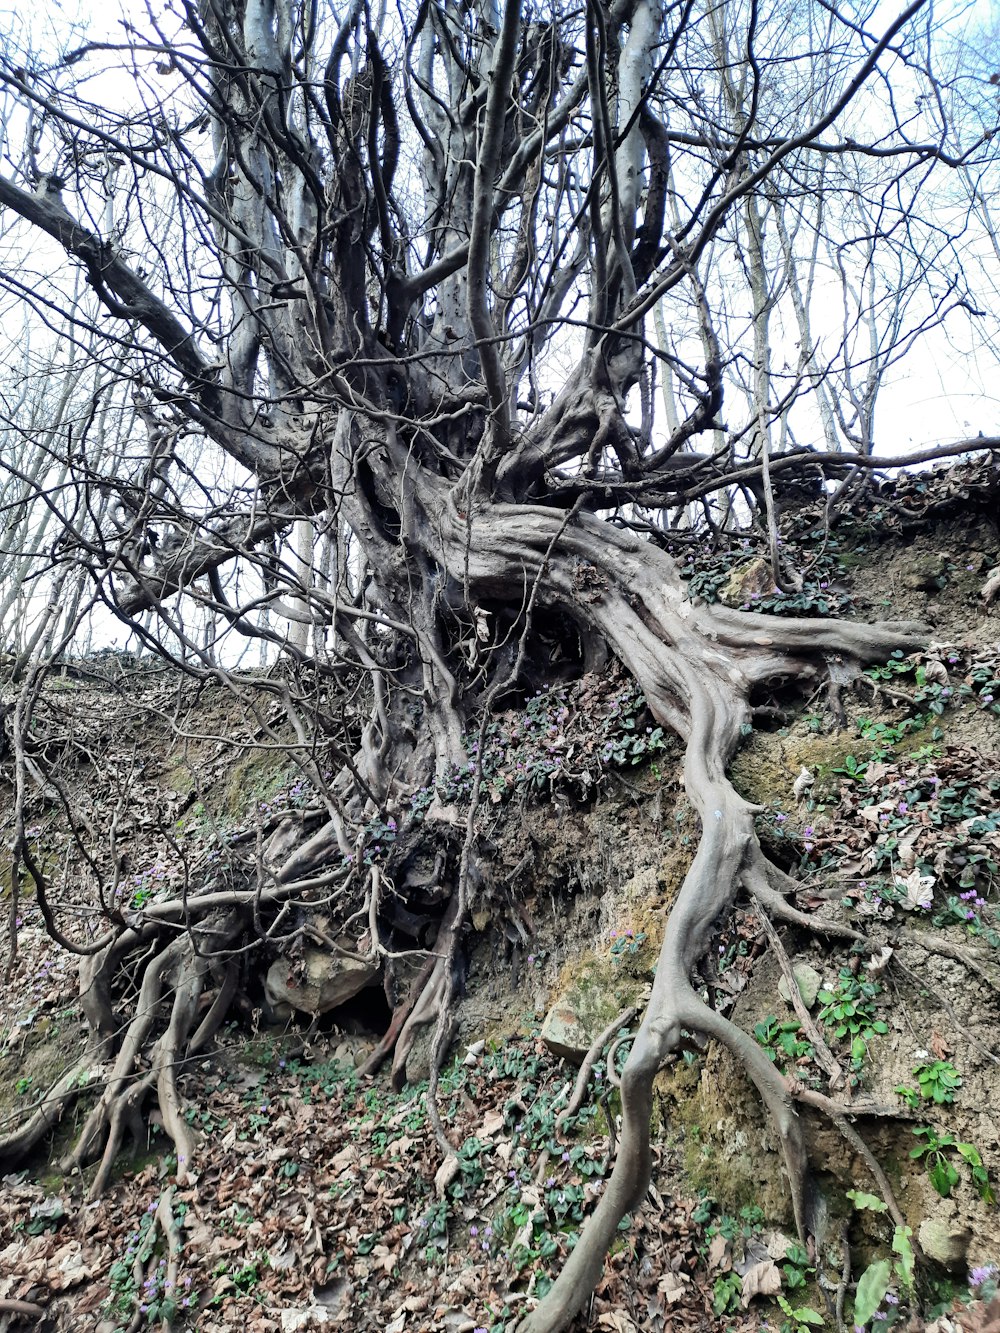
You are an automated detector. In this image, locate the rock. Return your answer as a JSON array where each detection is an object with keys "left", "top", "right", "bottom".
[
  {"left": 901, "top": 554, "right": 947, "bottom": 591},
  {"left": 777, "top": 963, "right": 822, "bottom": 1010},
  {"left": 718, "top": 558, "right": 777, "bottom": 609},
  {"left": 918, "top": 1217, "right": 971, "bottom": 1269},
  {"left": 540, "top": 998, "right": 593, "bottom": 1062},
  {"left": 540, "top": 959, "right": 644, "bottom": 1062},
  {"left": 265, "top": 947, "right": 378, "bottom": 1019}
]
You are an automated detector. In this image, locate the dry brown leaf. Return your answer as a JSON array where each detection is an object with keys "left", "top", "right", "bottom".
[
  {"left": 597, "top": 1314, "right": 639, "bottom": 1332},
  {"left": 930, "top": 1030, "right": 953, "bottom": 1060},
  {"left": 707, "top": 1234, "right": 730, "bottom": 1271},
  {"left": 433, "top": 1154, "right": 461, "bottom": 1197},
  {"left": 741, "top": 1259, "right": 782, "bottom": 1306},
  {"left": 657, "top": 1272, "right": 691, "bottom": 1304},
  {"left": 479, "top": 1109, "right": 505, "bottom": 1137}
]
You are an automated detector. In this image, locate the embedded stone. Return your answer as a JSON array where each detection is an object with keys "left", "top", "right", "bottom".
[
  {"left": 265, "top": 947, "right": 378, "bottom": 1018},
  {"left": 540, "top": 998, "right": 592, "bottom": 1063},
  {"left": 901, "top": 554, "right": 947, "bottom": 591},
  {"left": 777, "top": 963, "right": 823, "bottom": 1010},
  {"left": 718, "top": 558, "right": 777, "bottom": 609},
  {"left": 918, "top": 1218, "right": 971, "bottom": 1269}
]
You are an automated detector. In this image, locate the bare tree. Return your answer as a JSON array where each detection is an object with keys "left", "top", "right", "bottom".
[{"left": 0, "top": 1, "right": 998, "bottom": 1327}]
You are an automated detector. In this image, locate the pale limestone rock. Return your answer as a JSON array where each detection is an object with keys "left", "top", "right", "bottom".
[
  {"left": 777, "top": 963, "right": 822, "bottom": 1010},
  {"left": 918, "top": 1217, "right": 971, "bottom": 1269},
  {"left": 265, "top": 947, "right": 377, "bottom": 1018}
]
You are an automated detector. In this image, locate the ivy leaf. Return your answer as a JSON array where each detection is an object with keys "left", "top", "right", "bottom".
[
  {"left": 847, "top": 1190, "right": 888, "bottom": 1213},
  {"left": 892, "top": 1225, "right": 915, "bottom": 1293},
  {"left": 854, "top": 1259, "right": 892, "bottom": 1326}
]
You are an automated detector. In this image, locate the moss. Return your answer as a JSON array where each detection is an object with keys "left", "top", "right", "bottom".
[
  {"left": 163, "top": 752, "right": 196, "bottom": 796},
  {"left": 550, "top": 953, "right": 645, "bottom": 1032},
  {"left": 218, "top": 748, "right": 291, "bottom": 819},
  {"left": 652, "top": 1051, "right": 792, "bottom": 1223}
]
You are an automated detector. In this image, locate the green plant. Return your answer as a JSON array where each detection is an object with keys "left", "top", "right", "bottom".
[
  {"left": 910, "top": 1127, "right": 995, "bottom": 1202},
  {"left": 609, "top": 929, "right": 646, "bottom": 959},
  {"left": 212, "top": 1255, "right": 265, "bottom": 1300},
  {"left": 912, "top": 1059, "right": 962, "bottom": 1105},
  {"left": 775, "top": 1292, "right": 824, "bottom": 1331},
  {"left": 711, "top": 1271, "right": 742, "bottom": 1315},
  {"left": 781, "top": 1242, "right": 813, "bottom": 1292},
  {"left": 753, "top": 1016, "right": 815, "bottom": 1071},
  {"left": 816, "top": 971, "right": 888, "bottom": 1070},
  {"left": 846, "top": 1191, "right": 914, "bottom": 1329}
]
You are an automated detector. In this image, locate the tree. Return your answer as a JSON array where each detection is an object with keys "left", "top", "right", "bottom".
[{"left": 0, "top": 1, "right": 997, "bottom": 1327}]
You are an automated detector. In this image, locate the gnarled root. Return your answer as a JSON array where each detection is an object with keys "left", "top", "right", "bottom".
[{"left": 48, "top": 911, "right": 243, "bottom": 1196}]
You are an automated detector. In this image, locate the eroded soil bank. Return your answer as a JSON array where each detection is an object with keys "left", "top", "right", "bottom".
[{"left": 2, "top": 477, "right": 1000, "bottom": 1332}]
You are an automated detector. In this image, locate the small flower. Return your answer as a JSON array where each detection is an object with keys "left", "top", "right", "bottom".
[
  {"left": 898, "top": 802, "right": 908, "bottom": 814},
  {"left": 803, "top": 825, "right": 813, "bottom": 837},
  {"left": 470, "top": 1226, "right": 478, "bottom": 1236},
  {"left": 970, "top": 1264, "right": 997, "bottom": 1286}
]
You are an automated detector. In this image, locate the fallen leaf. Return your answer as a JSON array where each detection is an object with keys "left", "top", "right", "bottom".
[
  {"left": 707, "top": 1233, "right": 730, "bottom": 1271},
  {"left": 479, "top": 1109, "right": 505, "bottom": 1137},
  {"left": 896, "top": 867, "right": 935, "bottom": 911},
  {"left": 433, "top": 1155, "right": 461, "bottom": 1198},
  {"left": 930, "top": 1030, "right": 953, "bottom": 1060},
  {"left": 658, "top": 1271, "right": 691, "bottom": 1303},
  {"left": 741, "top": 1259, "right": 782, "bottom": 1306}
]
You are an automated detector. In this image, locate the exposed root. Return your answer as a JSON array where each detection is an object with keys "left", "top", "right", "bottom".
[
  {"left": 151, "top": 952, "right": 208, "bottom": 1187},
  {"left": 557, "top": 1003, "right": 643, "bottom": 1133},
  {"left": 754, "top": 861, "right": 862, "bottom": 941},
  {"left": 0, "top": 910, "right": 247, "bottom": 1196},
  {"left": 0, "top": 1058, "right": 98, "bottom": 1167},
  {"left": 188, "top": 960, "right": 239, "bottom": 1055},
  {"left": 753, "top": 899, "right": 845, "bottom": 1087},
  {"left": 513, "top": 587, "right": 923, "bottom": 1333},
  {"left": 0, "top": 1301, "right": 45, "bottom": 1318},
  {"left": 155, "top": 1186, "right": 183, "bottom": 1331},
  {"left": 792, "top": 1093, "right": 910, "bottom": 1237}
]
